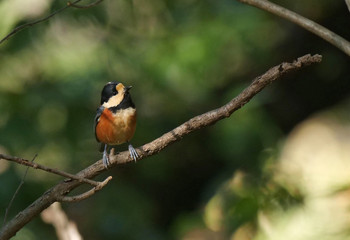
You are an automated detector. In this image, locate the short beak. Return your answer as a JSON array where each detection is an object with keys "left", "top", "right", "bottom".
[{"left": 124, "top": 86, "right": 132, "bottom": 92}]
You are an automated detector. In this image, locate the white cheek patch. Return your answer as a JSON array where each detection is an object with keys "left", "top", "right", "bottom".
[{"left": 102, "top": 93, "right": 124, "bottom": 108}]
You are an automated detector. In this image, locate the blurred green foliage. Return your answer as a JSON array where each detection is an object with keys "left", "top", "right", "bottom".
[{"left": 0, "top": 0, "right": 350, "bottom": 239}]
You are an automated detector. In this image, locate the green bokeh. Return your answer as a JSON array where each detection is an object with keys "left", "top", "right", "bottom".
[{"left": 0, "top": 0, "right": 349, "bottom": 239}]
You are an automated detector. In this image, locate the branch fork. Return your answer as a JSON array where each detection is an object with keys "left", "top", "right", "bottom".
[
  {"left": 58, "top": 176, "right": 112, "bottom": 202},
  {"left": 0, "top": 154, "right": 113, "bottom": 211}
]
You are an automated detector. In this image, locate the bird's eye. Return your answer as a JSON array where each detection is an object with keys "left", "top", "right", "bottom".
[{"left": 113, "top": 87, "right": 118, "bottom": 95}]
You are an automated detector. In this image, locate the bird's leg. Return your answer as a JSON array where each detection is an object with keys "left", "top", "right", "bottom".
[
  {"left": 128, "top": 142, "right": 139, "bottom": 162},
  {"left": 102, "top": 144, "right": 110, "bottom": 168}
]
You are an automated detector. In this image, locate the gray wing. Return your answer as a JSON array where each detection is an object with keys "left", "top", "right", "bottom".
[{"left": 94, "top": 105, "right": 105, "bottom": 142}]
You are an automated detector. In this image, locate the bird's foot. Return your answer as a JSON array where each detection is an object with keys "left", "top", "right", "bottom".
[
  {"left": 128, "top": 144, "right": 139, "bottom": 162},
  {"left": 103, "top": 145, "right": 110, "bottom": 168}
]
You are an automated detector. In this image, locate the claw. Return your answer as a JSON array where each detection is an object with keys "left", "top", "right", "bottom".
[
  {"left": 128, "top": 143, "right": 139, "bottom": 162},
  {"left": 102, "top": 144, "right": 110, "bottom": 168}
]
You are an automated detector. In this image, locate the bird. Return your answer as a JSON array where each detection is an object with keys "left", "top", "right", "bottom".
[{"left": 94, "top": 81, "right": 138, "bottom": 168}]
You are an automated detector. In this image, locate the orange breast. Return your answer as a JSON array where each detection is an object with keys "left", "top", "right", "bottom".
[{"left": 95, "top": 108, "right": 137, "bottom": 145}]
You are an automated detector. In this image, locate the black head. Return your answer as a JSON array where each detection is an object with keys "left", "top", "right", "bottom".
[
  {"left": 100, "top": 81, "right": 120, "bottom": 104},
  {"left": 100, "top": 81, "right": 135, "bottom": 110}
]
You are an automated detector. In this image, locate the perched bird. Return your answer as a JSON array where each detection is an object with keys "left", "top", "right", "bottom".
[{"left": 94, "top": 81, "right": 138, "bottom": 168}]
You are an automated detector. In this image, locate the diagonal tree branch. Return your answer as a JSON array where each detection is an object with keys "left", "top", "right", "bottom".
[
  {"left": 0, "top": 54, "right": 322, "bottom": 239},
  {"left": 235, "top": 0, "right": 350, "bottom": 57},
  {"left": 67, "top": 0, "right": 104, "bottom": 9},
  {"left": 346, "top": 0, "right": 350, "bottom": 13},
  {"left": 41, "top": 202, "right": 83, "bottom": 240}
]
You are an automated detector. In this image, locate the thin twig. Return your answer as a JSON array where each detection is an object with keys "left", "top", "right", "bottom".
[
  {"left": 57, "top": 176, "right": 112, "bottom": 202},
  {"left": 0, "top": 54, "right": 322, "bottom": 239},
  {"left": 68, "top": 0, "right": 104, "bottom": 9},
  {"left": 2, "top": 154, "right": 37, "bottom": 228},
  {"left": 236, "top": 0, "right": 350, "bottom": 56},
  {"left": 0, "top": 0, "right": 82, "bottom": 45},
  {"left": 0, "top": 154, "right": 99, "bottom": 187}
]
